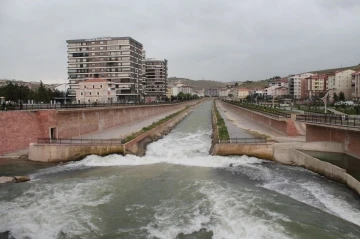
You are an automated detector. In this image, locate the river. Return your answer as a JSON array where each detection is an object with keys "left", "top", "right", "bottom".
[{"left": 1, "top": 101, "right": 360, "bottom": 239}]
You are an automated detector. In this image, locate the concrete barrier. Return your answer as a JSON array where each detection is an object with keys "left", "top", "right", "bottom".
[
  {"left": 29, "top": 144, "right": 125, "bottom": 163},
  {"left": 219, "top": 101, "right": 299, "bottom": 136},
  {"left": 212, "top": 144, "right": 273, "bottom": 160}
]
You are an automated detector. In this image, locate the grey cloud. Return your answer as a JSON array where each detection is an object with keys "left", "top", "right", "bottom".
[{"left": 0, "top": 0, "right": 359, "bottom": 83}]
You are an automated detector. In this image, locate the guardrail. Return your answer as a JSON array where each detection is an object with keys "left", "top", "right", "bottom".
[
  {"left": 296, "top": 114, "right": 360, "bottom": 128},
  {"left": 223, "top": 101, "right": 291, "bottom": 119},
  {"left": 0, "top": 99, "right": 197, "bottom": 111},
  {"left": 219, "top": 137, "right": 268, "bottom": 144},
  {"left": 37, "top": 138, "right": 123, "bottom": 145}
]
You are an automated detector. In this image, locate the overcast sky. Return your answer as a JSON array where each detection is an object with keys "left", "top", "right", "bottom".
[{"left": 0, "top": 0, "right": 360, "bottom": 83}]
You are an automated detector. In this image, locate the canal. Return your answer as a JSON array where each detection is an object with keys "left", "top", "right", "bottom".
[{"left": 1, "top": 101, "right": 360, "bottom": 239}]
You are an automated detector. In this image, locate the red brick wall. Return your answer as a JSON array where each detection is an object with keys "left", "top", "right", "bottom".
[
  {"left": 306, "top": 124, "right": 360, "bottom": 157},
  {"left": 222, "top": 102, "right": 299, "bottom": 136},
  {"left": 0, "top": 101, "right": 196, "bottom": 155}
]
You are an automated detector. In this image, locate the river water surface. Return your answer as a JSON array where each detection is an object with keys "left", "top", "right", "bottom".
[{"left": 1, "top": 101, "right": 360, "bottom": 239}]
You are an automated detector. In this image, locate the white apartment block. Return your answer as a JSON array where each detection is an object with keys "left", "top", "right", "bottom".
[
  {"left": 179, "top": 85, "right": 193, "bottom": 95},
  {"left": 75, "top": 79, "right": 117, "bottom": 103},
  {"left": 144, "top": 58, "right": 168, "bottom": 100},
  {"left": 326, "top": 69, "right": 355, "bottom": 100},
  {"left": 234, "top": 88, "right": 249, "bottom": 100},
  {"left": 66, "top": 37, "right": 144, "bottom": 103},
  {"left": 288, "top": 73, "right": 315, "bottom": 99},
  {"left": 218, "top": 88, "right": 230, "bottom": 98}
]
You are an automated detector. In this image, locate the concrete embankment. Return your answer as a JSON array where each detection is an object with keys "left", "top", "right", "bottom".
[
  {"left": 210, "top": 101, "right": 273, "bottom": 160},
  {"left": 29, "top": 101, "right": 204, "bottom": 162},
  {"left": 0, "top": 100, "right": 200, "bottom": 155},
  {"left": 219, "top": 101, "right": 299, "bottom": 136},
  {"left": 125, "top": 102, "right": 202, "bottom": 156},
  {"left": 273, "top": 141, "right": 360, "bottom": 195}
]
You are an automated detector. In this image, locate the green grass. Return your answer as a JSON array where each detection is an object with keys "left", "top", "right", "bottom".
[
  {"left": 214, "top": 103, "right": 230, "bottom": 140},
  {"left": 123, "top": 106, "right": 190, "bottom": 143}
]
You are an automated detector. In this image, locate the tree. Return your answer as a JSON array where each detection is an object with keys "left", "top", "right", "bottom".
[
  {"left": 333, "top": 92, "right": 339, "bottom": 102},
  {"left": 234, "top": 82, "right": 239, "bottom": 87},
  {"left": 339, "top": 91, "right": 345, "bottom": 101}
]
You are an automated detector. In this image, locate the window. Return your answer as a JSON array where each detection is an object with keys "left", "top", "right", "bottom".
[
  {"left": 100, "top": 85, "right": 103, "bottom": 88},
  {"left": 91, "top": 53, "right": 95, "bottom": 56},
  {"left": 91, "top": 47, "right": 95, "bottom": 50},
  {"left": 100, "top": 41, "right": 104, "bottom": 44},
  {"left": 93, "top": 85, "right": 95, "bottom": 88},
  {"left": 84, "top": 85, "right": 87, "bottom": 88},
  {"left": 91, "top": 42, "right": 95, "bottom": 44},
  {"left": 97, "top": 92, "right": 100, "bottom": 95},
  {"left": 81, "top": 92, "right": 83, "bottom": 95},
  {"left": 100, "top": 47, "right": 104, "bottom": 50},
  {"left": 89, "top": 92, "right": 92, "bottom": 96}
]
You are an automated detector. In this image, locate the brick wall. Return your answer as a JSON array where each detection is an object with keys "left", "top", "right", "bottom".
[
  {"left": 306, "top": 124, "right": 360, "bottom": 158},
  {"left": 0, "top": 101, "right": 197, "bottom": 155}
]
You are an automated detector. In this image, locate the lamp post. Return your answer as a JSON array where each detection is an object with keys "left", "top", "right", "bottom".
[{"left": 321, "top": 88, "right": 334, "bottom": 114}]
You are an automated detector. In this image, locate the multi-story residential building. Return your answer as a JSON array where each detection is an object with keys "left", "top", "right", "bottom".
[
  {"left": 205, "top": 88, "right": 219, "bottom": 97},
  {"left": 179, "top": 85, "right": 193, "bottom": 95},
  {"left": 326, "top": 69, "right": 355, "bottom": 100},
  {"left": 194, "top": 89, "right": 204, "bottom": 97},
  {"left": 352, "top": 71, "right": 360, "bottom": 101},
  {"left": 288, "top": 73, "right": 315, "bottom": 99},
  {"left": 218, "top": 88, "right": 230, "bottom": 98},
  {"left": 171, "top": 85, "right": 180, "bottom": 96},
  {"left": 304, "top": 74, "right": 327, "bottom": 99},
  {"left": 144, "top": 58, "right": 168, "bottom": 102},
  {"left": 166, "top": 87, "right": 173, "bottom": 99},
  {"left": 75, "top": 78, "right": 117, "bottom": 103},
  {"left": 264, "top": 86, "right": 288, "bottom": 98},
  {"left": 66, "top": 37, "right": 144, "bottom": 103},
  {"left": 268, "top": 78, "right": 288, "bottom": 88},
  {"left": 234, "top": 88, "right": 249, "bottom": 100}
]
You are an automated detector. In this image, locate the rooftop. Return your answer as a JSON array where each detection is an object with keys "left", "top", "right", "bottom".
[{"left": 66, "top": 37, "right": 142, "bottom": 46}]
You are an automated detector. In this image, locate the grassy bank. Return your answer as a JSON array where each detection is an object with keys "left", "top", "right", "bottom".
[
  {"left": 123, "top": 106, "right": 190, "bottom": 143},
  {"left": 214, "top": 102, "right": 230, "bottom": 140}
]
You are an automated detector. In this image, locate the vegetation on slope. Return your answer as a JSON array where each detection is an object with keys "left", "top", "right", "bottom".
[
  {"left": 309, "top": 64, "right": 360, "bottom": 74},
  {"left": 214, "top": 102, "right": 230, "bottom": 140}
]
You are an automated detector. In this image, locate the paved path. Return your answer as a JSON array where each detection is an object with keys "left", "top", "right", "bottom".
[
  {"left": 216, "top": 101, "right": 305, "bottom": 143},
  {"left": 327, "top": 108, "right": 346, "bottom": 115}
]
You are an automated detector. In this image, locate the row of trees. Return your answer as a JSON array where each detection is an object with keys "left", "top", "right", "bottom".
[{"left": 0, "top": 81, "right": 64, "bottom": 103}]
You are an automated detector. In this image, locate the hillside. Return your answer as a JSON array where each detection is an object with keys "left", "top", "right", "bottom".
[
  {"left": 168, "top": 77, "right": 227, "bottom": 90},
  {"left": 238, "top": 80, "right": 268, "bottom": 89},
  {"left": 309, "top": 64, "right": 360, "bottom": 74}
]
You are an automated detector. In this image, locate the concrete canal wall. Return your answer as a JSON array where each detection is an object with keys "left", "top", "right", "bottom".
[
  {"left": 305, "top": 124, "right": 360, "bottom": 158},
  {"left": 220, "top": 101, "right": 299, "bottom": 136},
  {"left": 28, "top": 102, "right": 203, "bottom": 162},
  {"left": 0, "top": 101, "right": 199, "bottom": 155}
]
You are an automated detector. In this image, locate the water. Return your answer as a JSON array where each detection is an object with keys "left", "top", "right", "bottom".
[
  {"left": 1, "top": 101, "right": 360, "bottom": 239},
  {"left": 300, "top": 150, "right": 360, "bottom": 181}
]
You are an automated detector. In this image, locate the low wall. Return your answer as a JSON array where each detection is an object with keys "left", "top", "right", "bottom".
[
  {"left": 290, "top": 149, "right": 360, "bottom": 195},
  {"left": 209, "top": 101, "right": 219, "bottom": 154},
  {"left": 0, "top": 100, "right": 199, "bottom": 155},
  {"left": 219, "top": 101, "right": 299, "bottom": 136},
  {"left": 125, "top": 102, "right": 201, "bottom": 155},
  {"left": 212, "top": 144, "right": 273, "bottom": 160},
  {"left": 29, "top": 144, "right": 125, "bottom": 163},
  {"left": 306, "top": 124, "right": 360, "bottom": 158}
]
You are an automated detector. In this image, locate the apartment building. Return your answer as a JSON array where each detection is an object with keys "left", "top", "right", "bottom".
[
  {"left": 76, "top": 79, "right": 117, "bottom": 103},
  {"left": 352, "top": 71, "right": 360, "bottom": 101},
  {"left": 66, "top": 37, "right": 144, "bottom": 103},
  {"left": 234, "top": 88, "right": 249, "bottom": 100},
  {"left": 205, "top": 88, "right": 219, "bottom": 97},
  {"left": 218, "top": 88, "right": 230, "bottom": 98},
  {"left": 144, "top": 58, "right": 168, "bottom": 101},
  {"left": 288, "top": 73, "right": 315, "bottom": 99},
  {"left": 264, "top": 85, "right": 288, "bottom": 98},
  {"left": 327, "top": 69, "right": 355, "bottom": 100},
  {"left": 304, "top": 74, "right": 327, "bottom": 99},
  {"left": 268, "top": 78, "right": 288, "bottom": 88}
]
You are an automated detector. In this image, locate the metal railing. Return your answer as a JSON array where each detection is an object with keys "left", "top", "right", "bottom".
[
  {"left": 37, "top": 138, "right": 123, "bottom": 145},
  {"left": 223, "top": 101, "right": 291, "bottom": 119},
  {"left": 0, "top": 99, "right": 197, "bottom": 111},
  {"left": 219, "top": 137, "right": 268, "bottom": 144},
  {"left": 296, "top": 114, "right": 360, "bottom": 128}
]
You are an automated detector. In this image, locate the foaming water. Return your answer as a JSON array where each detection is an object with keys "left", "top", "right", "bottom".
[{"left": 1, "top": 101, "right": 360, "bottom": 238}]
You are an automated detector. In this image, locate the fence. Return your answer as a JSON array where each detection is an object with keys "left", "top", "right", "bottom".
[
  {"left": 37, "top": 138, "right": 123, "bottom": 145},
  {"left": 0, "top": 99, "right": 196, "bottom": 111},
  {"left": 224, "top": 101, "right": 291, "bottom": 119},
  {"left": 219, "top": 137, "right": 268, "bottom": 144},
  {"left": 296, "top": 114, "right": 360, "bottom": 128}
]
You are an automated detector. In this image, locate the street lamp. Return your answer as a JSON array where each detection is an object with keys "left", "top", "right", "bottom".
[{"left": 321, "top": 88, "right": 334, "bottom": 114}]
